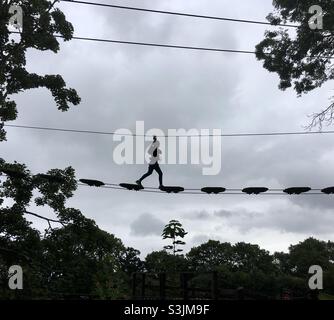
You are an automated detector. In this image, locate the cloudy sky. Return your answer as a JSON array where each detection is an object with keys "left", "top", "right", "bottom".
[{"left": 2, "top": 0, "right": 334, "bottom": 256}]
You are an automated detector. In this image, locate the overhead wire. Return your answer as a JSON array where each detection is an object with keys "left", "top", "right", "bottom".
[
  {"left": 59, "top": 0, "right": 298, "bottom": 28},
  {"left": 80, "top": 185, "right": 329, "bottom": 196},
  {"left": 81, "top": 182, "right": 328, "bottom": 195},
  {"left": 9, "top": 31, "right": 333, "bottom": 59},
  {"left": 4, "top": 124, "right": 334, "bottom": 138}
]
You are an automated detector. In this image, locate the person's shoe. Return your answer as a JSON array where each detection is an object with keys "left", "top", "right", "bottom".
[
  {"left": 136, "top": 180, "right": 143, "bottom": 187},
  {"left": 159, "top": 185, "right": 164, "bottom": 190}
]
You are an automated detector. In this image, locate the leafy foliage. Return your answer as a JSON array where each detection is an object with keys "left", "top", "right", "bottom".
[
  {"left": 0, "top": 0, "right": 81, "bottom": 141},
  {"left": 187, "top": 240, "right": 275, "bottom": 274},
  {"left": 162, "top": 220, "right": 187, "bottom": 255},
  {"left": 0, "top": 161, "right": 143, "bottom": 299},
  {"left": 255, "top": 0, "right": 334, "bottom": 128},
  {"left": 145, "top": 250, "right": 189, "bottom": 273}
]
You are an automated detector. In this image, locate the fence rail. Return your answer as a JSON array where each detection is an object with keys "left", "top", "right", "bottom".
[{"left": 131, "top": 272, "right": 318, "bottom": 300}]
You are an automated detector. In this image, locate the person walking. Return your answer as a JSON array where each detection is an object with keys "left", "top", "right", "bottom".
[{"left": 136, "top": 135, "right": 164, "bottom": 188}]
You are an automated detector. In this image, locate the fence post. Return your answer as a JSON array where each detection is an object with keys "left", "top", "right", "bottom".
[
  {"left": 132, "top": 273, "right": 137, "bottom": 299},
  {"left": 181, "top": 273, "right": 189, "bottom": 300},
  {"left": 310, "top": 289, "right": 319, "bottom": 300},
  {"left": 141, "top": 273, "right": 146, "bottom": 299},
  {"left": 237, "top": 287, "right": 245, "bottom": 300},
  {"left": 159, "top": 273, "right": 166, "bottom": 300},
  {"left": 211, "top": 271, "right": 218, "bottom": 299}
]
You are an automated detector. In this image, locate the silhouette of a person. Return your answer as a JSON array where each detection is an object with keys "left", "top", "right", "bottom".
[{"left": 136, "top": 136, "right": 164, "bottom": 188}]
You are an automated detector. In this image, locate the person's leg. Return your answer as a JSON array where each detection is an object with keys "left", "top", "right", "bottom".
[
  {"left": 138, "top": 165, "right": 154, "bottom": 183},
  {"left": 154, "top": 164, "right": 163, "bottom": 187}
]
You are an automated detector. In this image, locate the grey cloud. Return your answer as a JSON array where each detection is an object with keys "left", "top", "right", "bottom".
[
  {"left": 213, "top": 204, "right": 334, "bottom": 235},
  {"left": 130, "top": 213, "right": 165, "bottom": 236},
  {"left": 214, "top": 209, "right": 233, "bottom": 218},
  {"left": 184, "top": 210, "right": 211, "bottom": 220},
  {"left": 191, "top": 234, "right": 211, "bottom": 246}
]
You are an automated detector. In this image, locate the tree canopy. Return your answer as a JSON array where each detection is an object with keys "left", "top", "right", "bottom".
[
  {"left": 0, "top": 0, "right": 80, "bottom": 141},
  {"left": 256, "top": 0, "right": 334, "bottom": 128}
]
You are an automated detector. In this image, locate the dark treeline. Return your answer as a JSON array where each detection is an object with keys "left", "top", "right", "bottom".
[{"left": 1, "top": 217, "right": 334, "bottom": 299}]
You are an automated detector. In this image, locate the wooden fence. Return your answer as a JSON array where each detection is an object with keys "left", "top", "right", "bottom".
[{"left": 131, "top": 271, "right": 272, "bottom": 300}]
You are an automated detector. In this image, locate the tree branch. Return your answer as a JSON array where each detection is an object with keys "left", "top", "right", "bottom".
[
  {"left": 24, "top": 210, "right": 65, "bottom": 228},
  {"left": 306, "top": 100, "right": 334, "bottom": 130}
]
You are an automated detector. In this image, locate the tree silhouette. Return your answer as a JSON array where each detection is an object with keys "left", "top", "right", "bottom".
[
  {"left": 162, "top": 220, "right": 187, "bottom": 255},
  {"left": 255, "top": 0, "right": 334, "bottom": 128},
  {"left": 0, "top": 0, "right": 81, "bottom": 141}
]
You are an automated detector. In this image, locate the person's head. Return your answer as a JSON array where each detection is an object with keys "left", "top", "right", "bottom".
[{"left": 153, "top": 135, "right": 157, "bottom": 142}]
